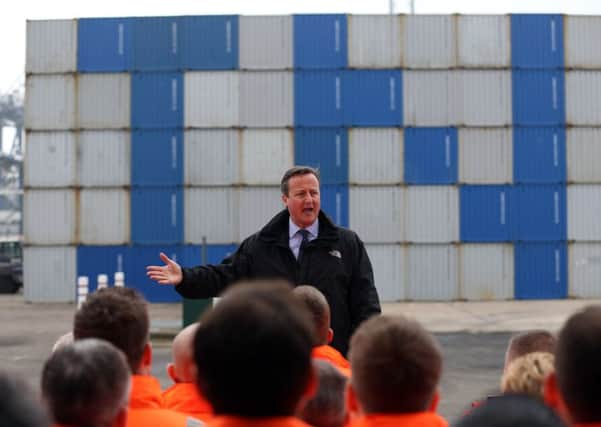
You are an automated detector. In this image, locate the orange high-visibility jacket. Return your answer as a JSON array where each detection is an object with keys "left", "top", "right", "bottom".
[
  {"left": 350, "top": 413, "right": 448, "bottom": 427},
  {"left": 313, "top": 345, "right": 352, "bottom": 376},
  {"left": 163, "top": 382, "right": 213, "bottom": 422},
  {"left": 206, "top": 416, "right": 311, "bottom": 427}
]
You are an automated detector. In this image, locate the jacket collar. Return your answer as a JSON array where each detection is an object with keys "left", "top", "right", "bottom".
[{"left": 259, "top": 209, "right": 338, "bottom": 245}]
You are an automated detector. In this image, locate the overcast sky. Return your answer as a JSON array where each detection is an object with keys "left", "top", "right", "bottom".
[{"left": 2, "top": 0, "right": 601, "bottom": 94}]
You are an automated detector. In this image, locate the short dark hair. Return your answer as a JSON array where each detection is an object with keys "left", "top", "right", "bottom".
[
  {"left": 73, "top": 287, "right": 149, "bottom": 372},
  {"left": 293, "top": 285, "right": 330, "bottom": 345},
  {"left": 505, "top": 330, "right": 556, "bottom": 368},
  {"left": 349, "top": 315, "right": 442, "bottom": 414},
  {"left": 555, "top": 305, "right": 601, "bottom": 423},
  {"left": 194, "top": 280, "right": 314, "bottom": 417},
  {"left": 281, "top": 166, "right": 320, "bottom": 196},
  {"left": 0, "top": 371, "right": 49, "bottom": 427},
  {"left": 42, "top": 339, "right": 130, "bottom": 427}
]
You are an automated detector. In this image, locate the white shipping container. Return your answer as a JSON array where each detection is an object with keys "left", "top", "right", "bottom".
[
  {"left": 348, "top": 15, "right": 402, "bottom": 68},
  {"left": 567, "top": 128, "right": 601, "bottom": 183},
  {"left": 185, "top": 130, "right": 240, "bottom": 186},
  {"left": 26, "top": 19, "right": 77, "bottom": 73},
  {"left": 405, "top": 186, "right": 459, "bottom": 243},
  {"left": 239, "top": 16, "right": 293, "bottom": 70},
  {"left": 25, "top": 75, "right": 76, "bottom": 130},
  {"left": 349, "top": 129, "right": 403, "bottom": 184},
  {"left": 77, "top": 74, "right": 130, "bottom": 129},
  {"left": 24, "top": 189, "right": 76, "bottom": 244},
  {"left": 403, "top": 71, "right": 457, "bottom": 126},
  {"left": 184, "top": 72, "right": 239, "bottom": 127},
  {"left": 240, "top": 71, "right": 293, "bottom": 127},
  {"left": 569, "top": 243, "right": 601, "bottom": 297},
  {"left": 565, "top": 16, "right": 601, "bottom": 69},
  {"left": 459, "top": 128, "right": 513, "bottom": 184},
  {"left": 403, "top": 15, "right": 456, "bottom": 69},
  {"left": 25, "top": 131, "right": 77, "bottom": 187},
  {"left": 79, "top": 189, "right": 129, "bottom": 245},
  {"left": 239, "top": 187, "right": 283, "bottom": 240},
  {"left": 241, "top": 129, "right": 293, "bottom": 185},
  {"left": 457, "top": 15, "right": 510, "bottom": 67},
  {"left": 566, "top": 71, "right": 601, "bottom": 126},
  {"left": 79, "top": 131, "right": 130, "bottom": 187},
  {"left": 349, "top": 186, "right": 403, "bottom": 243},
  {"left": 185, "top": 187, "right": 239, "bottom": 244},
  {"left": 366, "top": 244, "right": 405, "bottom": 302},
  {"left": 459, "top": 244, "right": 514, "bottom": 300},
  {"left": 407, "top": 244, "right": 458, "bottom": 301},
  {"left": 24, "top": 246, "right": 76, "bottom": 302},
  {"left": 456, "top": 70, "right": 512, "bottom": 126},
  {"left": 568, "top": 185, "right": 601, "bottom": 241}
]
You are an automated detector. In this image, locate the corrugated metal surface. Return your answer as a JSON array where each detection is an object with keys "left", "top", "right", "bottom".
[
  {"left": 460, "top": 185, "right": 513, "bottom": 242},
  {"left": 404, "top": 128, "right": 457, "bottom": 184},
  {"left": 76, "top": 246, "right": 130, "bottom": 292},
  {"left": 366, "top": 244, "right": 405, "bottom": 302},
  {"left": 80, "top": 189, "right": 129, "bottom": 245},
  {"left": 349, "top": 186, "right": 403, "bottom": 243},
  {"left": 131, "top": 188, "right": 183, "bottom": 244},
  {"left": 569, "top": 243, "right": 601, "bottom": 297},
  {"left": 131, "top": 72, "right": 183, "bottom": 129},
  {"left": 24, "top": 246, "right": 76, "bottom": 302},
  {"left": 25, "top": 131, "right": 76, "bottom": 187},
  {"left": 515, "top": 184, "right": 567, "bottom": 241},
  {"left": 133, "top": 17, "right": 182, "bottom": 71},
  {"left": 457, "top": 15, "right": 510, "bottom": 67},
  {"left": 128, "top": 245, "right": 184, "bottom": 302},
  {"left": 321, "top": 185, "right": 348, "bottom": 227},
  {"left": 403, "top": 71, "right": 456, "bottom": 126},
  {"left": 456, "top": 70, "right": 512, "bottom": 126},
  {"left": 294, "top": 128, "right": 348, "bottom": 185},
  {"left": 567, "top": 128, "right": 601, "bottom": 183},
  {"left": 513, "top": 127, "right": 566, "bottom": 184},
  {"left": 185, "top": 187, "right": 239, "bottom": 244},
  {"left": 77, "top": 18, "right": 133, "bottom": 72},
  {"left": 348, "top": 15, "right": 402, "bottom": 68},
  {"left": 240, "top": 71, "right": 293, "bottom": 127},
  {"left": 566, "top": 71, "right": 601, "bottom": 126},
  {"left": 515, "top": 242, "right": 567, "bottom": 299},
  {"left": 344, "top": 70, "right": 403, "bottom": 126},
  {"left": 511, "top": 14, "right": 564, "bottom": 69},
  {"left": 294, "top": 14, "right": 347, "bottom": 69},
  {"left": 239, "top": 187, "right": 282, "bottom": 240},
  {"left": 512, "top": 70, "right": 566, "bottom": 126},
  {"left": 348, "top": 128, "right": 402, "bottom": 184},
  {"left": 202, "top": 244, "right": 238, "bottom": 265},
  {"left": 24, "top": 190, "right": 76, "bottom": 244},
  {"left": 405, "top": 186, "right": 459, "bottom": 243},
  {"left": 132, "top": 130, "right": 183, "bottom": 186},
  {"left": 77, "top": 73, "right": 130, "bottom": 129},
  {"left": 184, "top": 71, "right": 239, "bottom": 127},
  {"left": 458, "top": 128, "right": 512, "bottom": 184},
  {"left": 568, "top": 185, "right": 601, "bottom": 241},
  {"left": 79, "top": 131, "right": 130, "bottom": 187},
  {"left": 26, "top": 19, "right": 77, "bottom": 73},
  {"left": 407, "top": 244, "right": 458, "bottom": 301},
  {"left": 403, "top": 15, "right": 456, "bottom": 69},
  {"left": 183, "top": 15, "right": 239, "bottom": 70},
  {"left": 241, "top": 129, "right": 293, "bottom": 185},
  {"left": 25, "top": 75, "right": 75, "bottom": 130},
  {"left": 565, "top": 16, "right": 601, "bottom": 69},
  {"left": 184, "top": 129, "right": 240, "bottom": 186},
  {"left": 460, "top": 244, "right": 514, "bottom": 300},
  {"left": 239, "top": 16, "right": 292, "bottom": 70},
  {"left": 294, "top": 71, "right": 344, "bottom": 126}
]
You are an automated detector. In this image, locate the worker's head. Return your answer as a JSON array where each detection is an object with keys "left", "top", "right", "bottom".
[
  {"left": 501, "top": 351, "right": 554, "bottom": 399},
  {"left": 167, "top": 323, "right": 199, "bottom": 383},
  {"left": 293, "top": 285, "right": 333, "bottom": 346},
  {"left": 0, "top": 370, "right": 49, "bottom": 427},
  {"left": 504, "top": 330, "right": 556, "bottom": 371},
  {"left": 281, "top": 166, "right": 321, "bottom": 229}
]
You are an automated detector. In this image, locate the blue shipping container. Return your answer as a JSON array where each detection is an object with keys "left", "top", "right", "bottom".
[
  {"left": 460, "top": 185, "right": 513, "bottom": 242},
  {"left": 131, "top": 188, "right": 183, "bottom": 244},
  {"left": 78, "top": 18, "right": 134, "bottom": 72},
  {"left": 133, "top": 17, "right": 182, "bottom": 71},
  {"left": 295, "top": 71, "right": 344, "bottom": 126},
  {"left": 404, "top": 128, "right": 458, "bottom": 184},
  {"left": 182, "top": 15, "right": 239, "bottom": 70},
  {"left": 132, "top": 129, "right": 183, "bottom": 187},
  {"left": 512, "top": 70, "right": 566, "bottom": 126},
  {"left": 202, "top": 244, "right": 238, "bottom": 265},
  {"left": 321, "top": 185, "right": 349, "bottom": 228},
  {"left": 294, "top": 14, "right": 347, "bottom": 69},
  {"left": 511, "top": 14, "right": 564, "bottom": 69},
  {"left": 515, "top": 184, "right": 567, "bottom": 241},
  {"left": 515, "top": 242, "right": 567, "bottom": 299},
  {"left": 76, "top": 246, "right": 131, "bottom": 293},
  {"left": 344, "top": 70, "right": 402, "bottom": 126},
  {"left": 513, "top": 127, "right": 566, "bottom": 184},
  {"left": 294, "top": 128, "right": 348, "bottom": 185},
  {"left": 131, "top": 72, "right": 183, "bottom": 129}
]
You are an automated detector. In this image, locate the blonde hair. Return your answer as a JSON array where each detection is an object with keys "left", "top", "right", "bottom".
[{"left": 501, "top": 352, "right": 555, "bottom": 398}]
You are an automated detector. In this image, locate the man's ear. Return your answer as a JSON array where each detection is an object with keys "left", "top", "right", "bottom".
[
  {"left": 347, "top": 382, "right": 362, "bottom": 416},
  {"left": 281, "top": 193, "right": 288, "bottom": 207},
  {"left": 167, "top": 363, "right": 178, "bottom": 383},
  {"left": 139, "top": 342, "right": 152, "bottom": 374},
  {"left": 428, "top": 390, "right": 440, "bottom": 412},
  {"left": 327, "top": 328, "right": 334, "bottom": 344}
]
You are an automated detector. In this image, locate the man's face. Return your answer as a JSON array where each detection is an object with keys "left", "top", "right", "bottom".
[{"left": 282, "top": 173, "right": 321, "bottom": 228}]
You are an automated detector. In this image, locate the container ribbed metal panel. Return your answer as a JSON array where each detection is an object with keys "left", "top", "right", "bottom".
[
  {"left": 512, "top": 70, "right": 566, "bottom": 126},
  {"left": 511, "top": 14, "right": 564, "bottom": 69},
  {"left": 348, "top": 15, "right": 402, "bottom": 68},
  {"left": 132, "top": 16, "right": 182, "bottom": 71},
  {"left": 26, "top": 19, "right": 77, "bottom": 73},
  {"left": 459, "top": 244, "right": 514, "bottom": 300},
  {"left": 182, "top": 15, "right": 239, "bottom": 70},
  {"left": 567, "top": 128, "right": 601, "bottom": 183},
  {"left": 240, "top": 71, "right": 293, "bottom": 127},
  {"left": 349, "top": 186, "right": 403, "bottom": 244},
  {"left": 405, "top": 186, "right": 459, "bottom": 243},
  {"left": 184, "top": 129, "right": 240, "bottom": 186},
  {"left": 25, "top": 131, "right": 76, "bottom": 187},
  {"left": 403, "top": 15, "right": 456, "bottom": 69},
  {"left": 566, "top": 71, "right": 601, "bottom": 126},
  {"left": 403, "top": 70, "right": 456, "bottom": 126},
  {"left": 513, "top": 127, "right": 566, "bottom": 184},
  {"left": 293, "top": 14, "right": 347, "bottom": 69},
  {"left": 24, "top": 246, "right": 76, "bottom": 302},
  {"left": 366, "top": 244, "right": 405, "bottom": 302},
  {"left": 568, "top": 185, "right": 601, "bottom": 241},
  {"left": 565, "top": 16, "right": 601, "bottom": 69},
  {"left": 239, "top": 187, "right": 282, "bottom": 240},
  {"left": 77, "top": 17, "right": 134, "bottom": 72},
  {"left": 185, "top": 187, "right": 239, "bottom": 244},
  {"left": 458, "top": 128, "right": 512, "bottom": 184},
  {"left": 24, "top": 189, "right": 76, "bottom": 245},
  {"left": 460, "top": 185, "right": 513, "bottom": 242},
  {"left": 79, "top": 189, "right": 129, "bottom": 245},
  {"left": 77, "top": 73, "right": 131, "bottom": 129},
  {"left": 239, "top": 16, "right": 292, "bottom": 70},
  {"left": 404, "top": 127, "right": 457, "bottom": 185},
  {"left": 241, "top": 129, "right": 293, "bottom": 185},
  {"left": 79, "top": 131, "right": 130, "bottom": 187},
  {"left": 131, "top": 188, "right": 183, "bottom": 244},
  {"left": 349, "top": 128, "right": 402, "bottom": 184},
  {"left": 515, "top": 242, "right": 567, "bottom": 299},
  {"left": 456, "top": 70, "right": 512, "bottom": 126},
  {"left": 457, "top": 15, "right": 510, "bottom": 68},
  {"left": 184, "top": 71, "right": 239, "bottom": 127},
  {"left": 25, "top": 75, "right": 76, "bottom": 130},
  {"left": 569, "top": 243, "right": 601, "bottom": 298},
  {"left": 407, "top": 244, "right": 458, "bottom": 301}
]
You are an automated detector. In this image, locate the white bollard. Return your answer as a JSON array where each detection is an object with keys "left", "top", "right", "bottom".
[
  {"left": 97, "top": 274, "right": 108, "bottom": 290},
  {"left": 114, "top": 272, "right": 125, "bottom": 287},
  {"left": 77, "top": 276, "right": 89, "bottom": 310}
]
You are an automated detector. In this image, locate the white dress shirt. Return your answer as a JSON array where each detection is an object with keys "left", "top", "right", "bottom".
[{"left": 289, "top": 218, "right": 319, "bottom": 259}]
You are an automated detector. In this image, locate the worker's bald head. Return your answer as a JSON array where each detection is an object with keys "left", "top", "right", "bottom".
[
  {"left": 170, "top": 323, "right": 199, "bottom": 383},
  {"left": 293, "top": 285, "right": 331, "bottom": 346}
]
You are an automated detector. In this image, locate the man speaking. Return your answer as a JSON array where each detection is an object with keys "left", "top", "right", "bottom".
[{"left": 147, "top": 166, "right": 381, "bottom": 354}]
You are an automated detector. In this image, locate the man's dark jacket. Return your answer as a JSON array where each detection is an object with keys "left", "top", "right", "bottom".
[{"left": 176, "top": 209, "right": 381, "bottom": 354}]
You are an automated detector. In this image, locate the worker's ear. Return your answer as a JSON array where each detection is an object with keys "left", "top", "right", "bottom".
[
  {"left": 167, "top": 363, "right": 178, "bottom": 383},
  {"left": 327, "top": 328, "right": 334, "bottom": 344},
  {"left": 139, "top": 342, "right": 152, "bottom": 374}
]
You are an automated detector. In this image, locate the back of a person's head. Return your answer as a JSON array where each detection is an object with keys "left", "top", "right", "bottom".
[
  {"left": 349, "top": 314, "right": 442, "bottom": 414},
  {"left": 505, "top": 330, "right": 556, "bottom": 369},
  {"left": 455, "top": 394, "right": 566, "bottom": 427},
  {"left": 73, "top": 287, "right": 149, "bottom": 372},
  {"left": 169, "top": 323, "right": 199, "bottom": 383},
  {"left": 298, "top": 360, "right": 348, "bottom": 427},
  {"left": 194, "top": 280, "right": 314, "bottom": 417},
  {"left": 555, "top": 305, "right": 601, "bottom": 423},
  {"left": 293, "top": 285, "right": 331, "bottom": 346},
  {"left": 501, "top": 352, "right": 554, "bottom": 399},
  {"left": 0, "top": 371, "right": 48, "bottom": 427}
]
